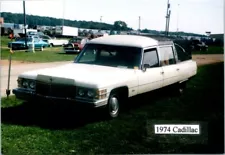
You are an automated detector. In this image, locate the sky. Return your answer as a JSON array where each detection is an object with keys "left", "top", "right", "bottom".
[{"left": 0, "top": 0, "right": 224, "bottom": 35}]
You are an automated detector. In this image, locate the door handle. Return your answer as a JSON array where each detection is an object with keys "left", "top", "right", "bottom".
[
  {"left": 161, "top": 71, "right": 164, "bottom": 74},
  {"left": 176, "top": 68, "right": 180, "bottom": 71}
]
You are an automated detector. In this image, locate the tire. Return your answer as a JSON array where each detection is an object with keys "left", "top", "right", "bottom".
[
  {"left": 106, "top": 92, "right": 120, "bottom": 118},
  {"left": 50, "top": 43, "right": 54, "bottom": 47}
]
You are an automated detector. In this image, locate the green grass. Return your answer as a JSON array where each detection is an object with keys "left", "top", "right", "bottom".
[
  {"left": 192, "top": 45, "right": 224, "bottom": 54},
  {"left": 1, "top": 47, "right": 77, "bottom": 62},
  {"left": 1, "top": 62, "right": 224, "bottom": 154},
  {"left": 1, "top": 36, "right": 12, "bottom": 47}
]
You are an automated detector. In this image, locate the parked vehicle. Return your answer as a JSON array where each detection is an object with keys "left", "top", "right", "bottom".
[
  {"left": 55, "top": 26, "right": 78, "bottom": 37},
  {"left": 63, "top": 37, "right": 83, "bottom": 53},
  {"left": 190, "top": 39, "right": 208, "bottom": 51},
  {"left": 13, "top": 29, "right": 37, "bottom": 38},
  {"left": 8, "top": 37, "right": 49, "bottom": 51},
  {"left": 13, "top": 35, "right": 197, "bottom": 118},
  {"left": 39, "top": 34, "right": 68, "bottom": 47}
]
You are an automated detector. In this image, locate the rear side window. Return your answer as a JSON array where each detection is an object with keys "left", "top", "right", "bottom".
[
  {"left": 159, "top": 46, "right": 176, "bottom": 66},
  {"left": 142, "top": 48, "right": 159, "bottom": 68},
  {"left": 174, "top": 44, "right": 191, "bottom": 62}
]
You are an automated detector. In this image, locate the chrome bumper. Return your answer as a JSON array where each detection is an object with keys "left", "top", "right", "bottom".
[
  {"left": 12, "top": 88, "right": 108, "bottom": 108},
  {"left": 64, "top": 49, "right": 80, "bottom": 53}
]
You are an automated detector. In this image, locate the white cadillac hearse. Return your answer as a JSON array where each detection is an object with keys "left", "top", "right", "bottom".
[{"left": 13, "top": 35, "right": 197, "bottom": 118}]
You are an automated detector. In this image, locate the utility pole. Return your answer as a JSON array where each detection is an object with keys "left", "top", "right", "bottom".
[
  {"left": 138, "top": 16, "right": 141, "bottom": 34},
  {"left": 100, "top": 16, "right": 102, "bottom": 23},
  {"left": 176, "top": 4, "right": 180, "bottom": 33},
  {"left": 100, "top": 16, "right": 103, "bottom": 31},
  {"left": 167, "top": 10, "right": 171, "bottom": 36},
  {"left": 62, "top": 0, "right": 65, "bottom": 26},
  {"left": 165, "top": 0, "right": 170, "bottom": 36},
  {"left": 23, "top": 0, "right": 27, "bottom": 49}
]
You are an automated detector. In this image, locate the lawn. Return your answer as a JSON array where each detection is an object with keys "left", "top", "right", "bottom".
[
  {"left": 1, "top": 62, "right": 224, "bottom": 154},
  {"left": 1, "top": 48, "right": 77, "bottom": 62}
]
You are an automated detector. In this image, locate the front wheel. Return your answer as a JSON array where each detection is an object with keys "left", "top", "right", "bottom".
[{"left": 106, "top": 93, "right": 120, "bottom": 118}]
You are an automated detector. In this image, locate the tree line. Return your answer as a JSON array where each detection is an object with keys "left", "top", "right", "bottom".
[{"left": 1, "top": 12, "right": 205, "bottom": 37}]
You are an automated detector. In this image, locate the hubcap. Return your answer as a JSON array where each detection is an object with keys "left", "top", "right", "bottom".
[{"left": 109, "top": 97, "right": 119, "bottom": 115}]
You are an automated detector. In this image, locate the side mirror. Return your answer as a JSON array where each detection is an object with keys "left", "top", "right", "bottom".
[
  {"left": 143, "top": 64, "right": 150, "bottom": 68},
  {"left": 141, "top": 64, "right": 150, "bottom": 72}
]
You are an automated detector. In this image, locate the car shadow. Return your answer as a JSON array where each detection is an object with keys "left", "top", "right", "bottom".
[
  {"left": 2, "top": 87, "right": 178, "bottom": 130},
  {"left": 56, "top": 52, "right": 78, "bottom": 55},
  {"left": 1, "top": 100, "right": 110, "bottom": 130}
]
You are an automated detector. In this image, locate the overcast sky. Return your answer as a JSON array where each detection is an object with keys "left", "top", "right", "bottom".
[{"left": 0, "top": 0, "right": 224, "bottom": 34}]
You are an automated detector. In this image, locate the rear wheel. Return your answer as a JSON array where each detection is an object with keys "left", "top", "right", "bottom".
[{"left": 49, "top": 43, "right": 54, "bottom": 47}]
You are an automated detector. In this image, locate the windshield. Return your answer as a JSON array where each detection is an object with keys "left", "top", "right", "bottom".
[
  {"left": 75, "top": 44, "right": 142, "bottom": 69},
  {"left": 69, "top": 38, "right": 81, "bottom": 43}
]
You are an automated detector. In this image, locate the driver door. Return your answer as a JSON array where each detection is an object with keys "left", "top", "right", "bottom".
[{"left": 137, "top": 48, "right": 164, "bottom": 94}]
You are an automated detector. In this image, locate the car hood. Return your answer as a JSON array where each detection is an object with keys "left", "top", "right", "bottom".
[{"left": 19, "top": 63, "right": 137, "bottom": 88}]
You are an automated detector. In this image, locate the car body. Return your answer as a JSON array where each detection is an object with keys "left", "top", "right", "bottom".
[
  {"left": 63, "top": 37, "right": 83, "bottom": 53},
  {"left": 39, "top": 35, "right": 69, "bottom": 47},
  {"left": 8, "top": 37, "right": 49, "bottom": 51},
  {"left": 13, "top": 35, "right": 197, "bottom": 118}
]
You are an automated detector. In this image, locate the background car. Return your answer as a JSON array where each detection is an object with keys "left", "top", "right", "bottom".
[
  {"left": 39, "top": 34, "right": 68, "bottom": 47},
  {"left": 8, "top": 37, "right": 49, "bottom": 51},
  {"left": 63, "top": 36, "right": 83, "bottom": 53},
  {"left": 190, "top": 39, "right": 208, "bottom": 51}
]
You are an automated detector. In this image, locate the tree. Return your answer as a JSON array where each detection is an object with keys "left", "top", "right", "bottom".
[{"left": 113, "top": 21, "right": 128, "bottom": 31}]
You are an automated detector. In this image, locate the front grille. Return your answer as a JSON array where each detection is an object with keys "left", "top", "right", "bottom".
[{"left": 36, "top": 81, "right": 76, "bottom": 98}]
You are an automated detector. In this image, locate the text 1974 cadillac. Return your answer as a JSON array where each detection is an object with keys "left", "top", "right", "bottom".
[{"left": 13, "top": 35, "right": 197, "bottom": 118}]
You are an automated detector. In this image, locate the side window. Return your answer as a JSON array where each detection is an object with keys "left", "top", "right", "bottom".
[
  {"left": 172, "top": 45, "right": 179, "bottom": 63},
  {"left": 174, "top": 44, "right": 191, "bottom": 62},
  {"left": 159, "top": 46, "right": 176, "bottom": 66},
  {"left": 142, "top": 48, "right": 159, "bottom": 68},
  {"left": 79, "top": 48, "right": 97, "bottom": 63}
]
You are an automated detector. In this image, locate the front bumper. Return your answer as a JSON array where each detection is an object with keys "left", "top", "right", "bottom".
[
  {"left": 64, "top": 48, "right": 80, "bottom": 53},
  {"left": 12, "top": 88, "right": 108, "bottom": 108}
]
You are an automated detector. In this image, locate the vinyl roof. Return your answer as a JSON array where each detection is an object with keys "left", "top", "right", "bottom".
[{"left": 87, "top": 35, "right": 173, "bottom": 48}]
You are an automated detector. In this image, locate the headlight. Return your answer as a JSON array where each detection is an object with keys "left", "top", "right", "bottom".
[
  {"left": 17, "top": 78, "right": 36, "bottom": 90},
  {"left": 76, "top": 87, "right": 107, "bottom": 100},
  {"left": 87, "top": 90, "right": 94, "bottom": 97},
  {"left": 78, "top": 89, "right": 85, "bottom": 96},
  {"left": 22, "top": 80, "right": 29, "bottom": 88},
  {"left": 29, "top": 81, "right": 36, "bottom": 89}
]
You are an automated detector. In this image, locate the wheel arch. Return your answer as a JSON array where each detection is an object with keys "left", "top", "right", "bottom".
[{"left": 109, "top": 86, "right": 129, "bottom": 100}]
